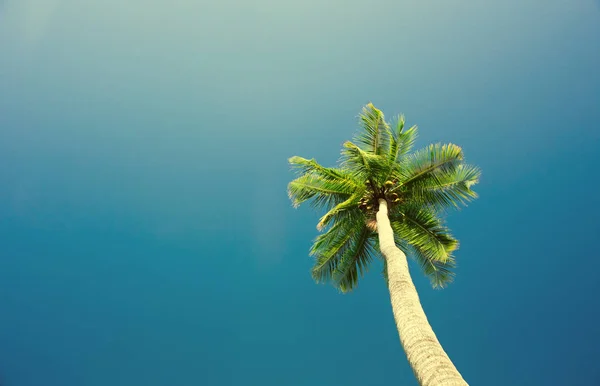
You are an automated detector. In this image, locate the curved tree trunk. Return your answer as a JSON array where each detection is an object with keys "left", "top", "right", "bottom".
[{"left": 376, "top": 199, "right": 468, "bottom": 386}]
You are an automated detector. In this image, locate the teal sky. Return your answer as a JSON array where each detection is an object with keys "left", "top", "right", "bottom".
[{"left": 1, "top": 1, "right": 599, "bottom": 385}]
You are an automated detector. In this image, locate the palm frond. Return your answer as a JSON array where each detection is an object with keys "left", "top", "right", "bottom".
[
  {"left": 310, "top": 215, "right": 366, "bottom": 283},
  {"left": 404, "top": 163, "right": 481, "bottom": 211},
  {"left": 287, "top": 172, "right": 358, "bottom": 210},
  {"left": 388, "top": 116, "right": 418, "bottom": 163},
  {"left": 394, "top": 143, "right": 464, "bottom": 190},
  {"left": 382, "top": 116, "right": 418, "bottom": 183},
  {"left": 340, "top": 141, "right": 391, "bottom": 184},
  {"left": 382, "top": 236, "right": 456, "bottom": 289},
  {"left": 390, "top": 204, "right": 458, "bottom": 263},
  {"left": 288, "top": 105, "right": 480, "bottom": 292},
  {"left": 289, "top": 156, "right": 354, "bottom": 182},
  {"left": 333, "top": 227, "right": 377, "bottom": 293},
  {"left": 407, "top": 244, "right": 456, "bottom": 288},
  {"left": 354, "top": 103, "right": 390, "bottom": 156},
  {"left": 316, "top": 192, "right": 363, "bottom": 231}
]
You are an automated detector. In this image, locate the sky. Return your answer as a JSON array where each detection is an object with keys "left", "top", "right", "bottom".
[{"left": 0, "top": 0, "right": 599, "bottom": 385}]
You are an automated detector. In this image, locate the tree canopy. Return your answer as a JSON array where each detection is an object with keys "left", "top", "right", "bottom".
[{"left": 288, "top": 103, "right": 480, "bottom": 292}]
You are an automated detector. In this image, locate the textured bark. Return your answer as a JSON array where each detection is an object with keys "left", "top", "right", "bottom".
[{"left": 376, "top": 199, "right": 467, "bottom": 386}]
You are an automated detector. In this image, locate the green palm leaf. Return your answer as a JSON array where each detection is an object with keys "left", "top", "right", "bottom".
[
  {"left": 310, "top": 216, "right": 365, "bottom": 283},
  {"left": 333, "top": 227, "right": 377, "bottom": 293},
  {"left": 404, "top": 163, "right": 481, "bottom": 210},
  {"left": 340, "top": 141, "right": 391, "bottom": 184},
  {"left": 287, "top": 156, "right": 360, "bottom": 211},
  {"left": 389, "top": 204, "right": 458, "bottom": 263},
  {"left": 288, "top": 173, "right": 355, "bottom": 210},
  {"left": 287, "top": 103, "right": 479, "bottom": 292},
  {"left": 289, "top": 156, "right": 354, "bottom": 182},
  {"left": 407, "top": 244, "right": 457, "bottom": 288},
  {"left": 354, "top": 102, "right": 390, "bottom": 156},
  {"left": 382, "top": 116, "right": 418, "bottom": 183},
  {"left": 394, "top": 143, "right": 464, "bottom": 190},
  {"left": 388, "top": 115, "right": 418, "bottom": 163},
  {"left": 316, "top": 192, "right": 363, "bottom": 231}
]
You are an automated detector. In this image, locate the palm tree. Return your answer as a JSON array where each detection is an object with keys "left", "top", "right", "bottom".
[{"left": 287, "top": 103, "right": 480, "bottom": 386}]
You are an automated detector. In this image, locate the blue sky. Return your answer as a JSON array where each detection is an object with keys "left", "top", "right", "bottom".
[{"left": 0, "top": 0, "right": 599, "bottom": 385}]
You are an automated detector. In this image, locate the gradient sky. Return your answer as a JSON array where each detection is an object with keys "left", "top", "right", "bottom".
[{"left": 1, "top": 1, "right": 599, "bottom": 385}]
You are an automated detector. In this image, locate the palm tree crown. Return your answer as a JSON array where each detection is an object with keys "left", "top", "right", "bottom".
[{"left": 288, "top": 103, "right": 480, "bottom": 292}]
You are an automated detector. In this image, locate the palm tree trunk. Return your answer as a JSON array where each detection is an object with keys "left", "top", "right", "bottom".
[{"left": 376, "top": 198, "right": 468, "bottom": 386}]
